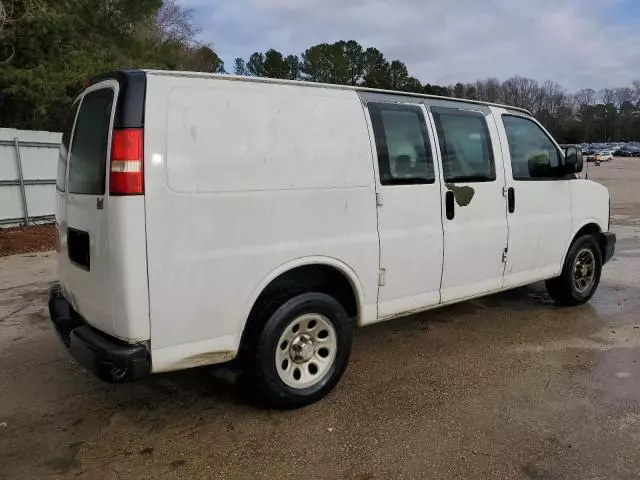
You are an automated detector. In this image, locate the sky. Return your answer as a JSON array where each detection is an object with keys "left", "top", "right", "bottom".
[{"left": 178, "top": 0, "right": 640, "bottom": 92}]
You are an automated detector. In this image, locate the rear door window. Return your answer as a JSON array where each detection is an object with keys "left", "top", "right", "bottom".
[
  {"left": 367, "top": 102, "right": 435, "bottom": 185},
  {"left": 56, "top": 101, "right": 80, "bottom": 192},
  {"left": 68, "top": 88, "right": 114, "bottom": 195},
  {"left": 431, "top": 107, "right": 495, "bottom": 182}
]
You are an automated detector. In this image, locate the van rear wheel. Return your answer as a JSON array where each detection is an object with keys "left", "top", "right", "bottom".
[
  {"left": 246, "top": 292, "right": 354, "bottom": 409},
  {"left": 545, "top": 234, "right": 602, "bottom": 306}
]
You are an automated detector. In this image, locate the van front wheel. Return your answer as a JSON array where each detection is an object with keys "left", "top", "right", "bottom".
[
  {"left": 545, "top": 234, "right": 602, "bottom": 306},
  {"left": 247, "top": 292, "right": 354, "bottom": 409}
]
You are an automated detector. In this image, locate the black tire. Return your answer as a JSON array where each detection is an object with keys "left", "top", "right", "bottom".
[
  {"left": 245, "top": 292, "right": 354, "bottom": 409},
  {"left": 545, "top": 234, "right": 602, "bottom": 306}
]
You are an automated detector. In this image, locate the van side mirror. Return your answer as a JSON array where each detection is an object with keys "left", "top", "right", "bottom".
[{"left": 564, "top": 147, "right": 583, "bottom": 174}]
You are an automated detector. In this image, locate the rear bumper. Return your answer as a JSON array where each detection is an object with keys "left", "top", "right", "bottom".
[
  {"left": 602, "top": 231, "right": 616, "bottom": 264},
  {"left": 48, "top": 283, "right": 150, "bottom": 382}
]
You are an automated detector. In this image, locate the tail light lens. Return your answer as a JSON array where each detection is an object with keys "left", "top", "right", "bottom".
[{"left": 110, "top": 128, "right": 143, "bottom": 195}]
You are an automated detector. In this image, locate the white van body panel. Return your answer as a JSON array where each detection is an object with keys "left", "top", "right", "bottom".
[
  {"left": 569, "top": 180, "right": 609, "bottom": 234},
  {"left": 432, "top": 107, "right": 509, "bottom": 303},
  {"left": 143, "top": 74, "right": 379, "bottom": 373},
  {"left": 564, "top": 180, "right": 610, "bottom": 256},
  {"left": 54, "top": 71, "right": 613, "bottom": 379},
  {"left": 105, "top": 196, "right": 150, "bottom": 341},
  {"left": 56, "top": 80, "right": 151, "bottom": 342},
  {"left": 362, "top": 103, "right": 445, "bottom": 320},
  {"left": 492, "top": 108, "right": 574, "bottom": 288}
]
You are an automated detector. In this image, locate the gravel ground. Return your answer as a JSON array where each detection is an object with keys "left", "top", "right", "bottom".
[{"left": 0, "top": 159, "right": 639, "bottom": 480}]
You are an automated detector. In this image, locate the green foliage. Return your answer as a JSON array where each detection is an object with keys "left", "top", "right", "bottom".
[
  {"left": 300, "top": 43, "right": 347, "bottom": 83},
  {"left": 233, "top": 57, "right": 247, "bottom": 76},
  {"left": 0, "top": 0, "right": 221, "bottom": 130},
  {"left": 361, "top": 47, "right": 390, "bottom": 89}
]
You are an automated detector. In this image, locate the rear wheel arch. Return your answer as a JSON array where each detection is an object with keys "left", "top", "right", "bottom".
[{"left": 239, "top": 259, "right": 363, "bottom": 355}]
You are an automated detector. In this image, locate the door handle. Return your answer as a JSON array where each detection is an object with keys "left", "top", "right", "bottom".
[
  {"left": 507, "top": 187, "right": 515, "bottom": 213},
  {"left": 445, "top": 191, "right": 455, "bottom": 220}
]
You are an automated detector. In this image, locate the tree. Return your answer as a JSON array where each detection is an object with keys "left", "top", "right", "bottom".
[
  {"left": 183, "top": 45, "right": 223, "bottom": 73},
  {"left": 233, "top": 57, "right": 247, "bottom": 75},
  {"left": 573, "top": 88, "right": 597, "bottom": 108},
  {"left": 238, "top": 49, "right": 299, "bottom": 79},
  {"left": 1, "top": 0, "right": 49, "bottom": 63},
  {"left": 453, "top": 82, "right": 465, "bottom": 98},
  {"left": 262, "top": 49, "right": 291, "bottom": 79},
  {"left": 475, "top": 78, "right": 502, "bottom": 103},
  {"left": 142, "top": 0, "right": 198, "bottom": 43},
  {"left": 246, "top": 52, "right": 265, "bottom": 76},
  {"left": 501, "top": 76, "right": 538, "bottom": 111},
  {"left": 465, "top": 85, "right": 477, "bottom": 100},
  {"left": 402, "top": 76, "right": 423, "bottom": 93},
  {"left": 389, "top": 60, "right": 409, "bottom": 90},
  {"left": 342, "top": 40, "right": 365, "bottom": 86},
  {"left": 3, "top": 20, "right": 640, "bottom": 142},
  {"left": 283, "top": 54, "right": 300, "bottom": 80},
  {"left": 301, "top": 43, "right": 346, "bottom": 83},
  {"left": 362, "top": 47, "right": 390, "bottom": 89},
  {"left": 0, "top": 0, "right": 217, "bottom": 131}
]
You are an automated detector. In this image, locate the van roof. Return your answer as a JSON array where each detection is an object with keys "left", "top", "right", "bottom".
[{"left": 142, "top": 69, "right": 533, "bottom": 116}]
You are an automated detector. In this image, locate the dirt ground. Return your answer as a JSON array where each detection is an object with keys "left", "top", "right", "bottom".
[
  {"left": 0, "top": 224, "right": 57, "bottom": 257},
  {"left": 1, "top": 159, "right": 640, "bottom": 480}
]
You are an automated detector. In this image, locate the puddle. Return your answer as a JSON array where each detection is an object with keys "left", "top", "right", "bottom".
[{"left": 589, "top": 284, "right": 640, "bottom": 317}]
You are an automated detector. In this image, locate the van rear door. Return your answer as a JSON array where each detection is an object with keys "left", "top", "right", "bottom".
[
  {"left": 59, "top": 80, "right": 119, "bottom": 336},
  {"left": 57, "top": 72, "right": 150, "bottom": 342}
]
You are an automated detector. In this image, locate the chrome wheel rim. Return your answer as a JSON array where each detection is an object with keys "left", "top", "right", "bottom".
[
  {"left": 572, "top": 248, "right": 596, "bottom": 293},
  {"left": 275, "top": 313, "right": 337, "bottom": 390}
]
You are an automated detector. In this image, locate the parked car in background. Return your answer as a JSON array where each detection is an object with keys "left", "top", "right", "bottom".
[
  {"left": 619, "top": 147, "right": 640, "bottom": 157},
  {"left": 599, "top": 150, "right": 614, "bottom": 162}
]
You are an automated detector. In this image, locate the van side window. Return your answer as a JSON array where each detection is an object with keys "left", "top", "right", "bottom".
[
  {"left": 431, "top": 107, "right": 495, "bottom": 182},
  {"left": 68, "top": 89, "right": 114, "bottom": 195},
  {"left": 368, "top": 103, "right": 435, "bottom": 185},
  {"left": 502, "top": 115, "right": 563, "bottom": 180},
  {"left": 56, "top": 101, "right": 80, "bottom": 192}
]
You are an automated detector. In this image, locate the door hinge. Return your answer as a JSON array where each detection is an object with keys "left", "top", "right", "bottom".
[
  {"left": 376, "top": 192, "right": 384, "bottom": 207},
  {"left": 502, "top": 185, "right": 509, "bottom": 197},
  {"left": 502, "top": 247, "right": 508, "bottom": 263},
  {"left": 378, "top": 268, "right": 386, "bottom": 287}
]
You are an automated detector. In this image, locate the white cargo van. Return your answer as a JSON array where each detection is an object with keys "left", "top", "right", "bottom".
[{"left": 49, "top": 70, "right": 616, "bottom": 408}]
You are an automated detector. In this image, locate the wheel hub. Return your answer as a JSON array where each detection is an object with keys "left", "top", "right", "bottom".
[
  {"left": 275, "top": 313, "right": 338, "bottom": 390},
  {"left": 572, "top": 248, "right": 596, "bottom": 293},
  {"left": 289, "top": 333, "right": 315, "bottom": 363}
]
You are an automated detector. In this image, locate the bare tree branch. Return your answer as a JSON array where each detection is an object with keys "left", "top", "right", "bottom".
[{"left": 1, "top": 0, "right": 48, "bottom": 63}]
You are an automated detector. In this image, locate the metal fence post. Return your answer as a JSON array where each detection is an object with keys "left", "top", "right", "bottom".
[{"left": 13, "top": 137, "right": 30, "bottom": 227}]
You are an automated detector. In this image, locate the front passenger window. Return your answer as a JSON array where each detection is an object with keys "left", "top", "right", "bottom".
[{"left": 503, "top": 115, "right": 563, "bottom": 180}]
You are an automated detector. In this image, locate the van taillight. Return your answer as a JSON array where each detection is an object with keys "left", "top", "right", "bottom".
[{"left": 110, "top": 128, "right": 143, "bottom": 195}]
